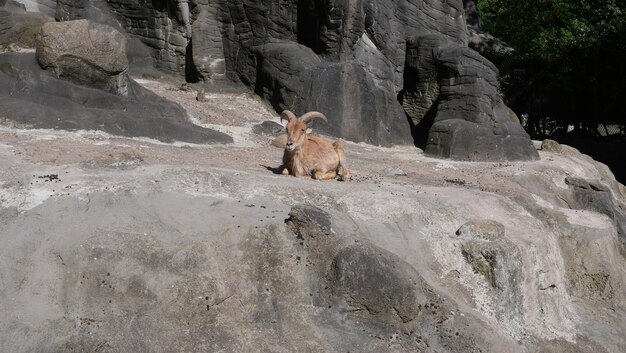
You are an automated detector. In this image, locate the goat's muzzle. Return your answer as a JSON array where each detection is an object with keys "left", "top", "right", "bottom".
[{"left": 285, "top": 141, "right": 295, "bottom": 151}]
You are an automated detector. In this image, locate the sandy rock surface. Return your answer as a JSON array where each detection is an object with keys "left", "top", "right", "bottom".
[{"left": 0, "top": 77, "right": 625, "bottom": 353}]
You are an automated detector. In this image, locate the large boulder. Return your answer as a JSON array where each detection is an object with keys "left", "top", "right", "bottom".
[
  {"left": 253, "top": 42, "right": 322, "bottom": 111},
  {"left": 0, "top": 52, "right": 232, "bottom": 144},
  {"left": 403, "top": 34, "right": 539, "bottom": 161},
  {"left": 57, "top": 0, "right": 190, "bottom": 73},
  {"left": 36, "top": 19, "right": 129, "bottom": 96}
]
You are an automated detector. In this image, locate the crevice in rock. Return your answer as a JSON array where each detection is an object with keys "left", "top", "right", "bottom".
[
  {"left": 296, "top": 0, "right": 326, "bottom": 55},
  {"left": 185, "top": 39, "right": 200, "bottom": 83}
]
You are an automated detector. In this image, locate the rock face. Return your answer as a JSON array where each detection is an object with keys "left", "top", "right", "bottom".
[
  {"left": 403, "top": 34, "right": 539, "bottom": 161},
  {"left": 1, "top": 123, "right": 624, "bottom": 352},
  {"left": 36, "top": 19, "right": 129, "bottom": 96},
  {"left": 39, "top": 0, "right": 537, "bottom": 157},
  {"left": 330, "top": 243, "right": 428, "bottom": 324},
  {"left": 2, "top": 11, "right": 624, "bottom": 353},
  {"left": 227, "top": 0, "right": 467, "bottom": 146},
  {"left": 10, "top": 0, "right": 56, "bottom": 16},
  {"left": 0, "top": 1, "right": 51, "bottom": 48},
  {"left": 191, "top": 5, "right": 226, "bottom": 81},
  {"left": 55, "top": 0, "right": 193, "bottom": 73},
  {"left": 0, "top": 52, "right": 232, "bottom": 144}
]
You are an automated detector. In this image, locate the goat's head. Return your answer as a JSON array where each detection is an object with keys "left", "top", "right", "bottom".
[{"left": 280, "top": 110, "right": 328, "bottom": 151}]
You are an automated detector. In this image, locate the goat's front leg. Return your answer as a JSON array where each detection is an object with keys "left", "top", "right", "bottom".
[
  {"left": 313, "top": 170, "right": 337, "bottom": 180},
  {"left": 338, "top": 167, "right": 351, "bottom": 181}
]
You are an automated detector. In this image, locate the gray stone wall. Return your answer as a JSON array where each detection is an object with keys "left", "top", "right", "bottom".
[{"left": 45, "top": 0, "right": 538, "bottom": 158}]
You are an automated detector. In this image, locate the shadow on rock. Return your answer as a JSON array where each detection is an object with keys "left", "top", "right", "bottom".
[{"left": 0, "top": 52, "right": 232, "bottom": 144}]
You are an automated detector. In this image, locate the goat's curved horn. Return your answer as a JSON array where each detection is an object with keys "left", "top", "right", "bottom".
[
  {"left": 280, "top": 110, "right": 297, "bottom": 123},
  {"left": 300, "top": 111, "right": 328, "bottom": 124}
]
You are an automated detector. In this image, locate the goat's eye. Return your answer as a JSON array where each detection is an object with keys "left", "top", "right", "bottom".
[{"left": 301, "top": 128, "right": 305, "bottom": 132}]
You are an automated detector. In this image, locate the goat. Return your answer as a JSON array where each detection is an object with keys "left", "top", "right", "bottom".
[{"left": 279, "top": 110, "right": 350, "bottom": 181}]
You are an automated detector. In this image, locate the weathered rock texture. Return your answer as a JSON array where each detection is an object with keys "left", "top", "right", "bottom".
[
  {"left": 0, "top": 52, "right": 232, "bottom": 144},
  {"left": 36, "top": 19, "right": 129, "bottom": 96},
  {"left": 404, "top": 34, "right": 538, "bottom": 161},
  {"left": 10, "top": 0, "right": 55, "bottom": 16},
  {"left": 0, "top": 116, "right": 624, "bottom": 352},
  {"left": 55, "top": 0, "right": 193, "bottom": 74},
  {"left": 33, "top": 0, "right": 537, "bottom": 158},
  {"left": 191, "top": 5, "right": 226, "bottom": 81},
  {"left": 0, "top": 0, "right": 51, "bottom": 48}
]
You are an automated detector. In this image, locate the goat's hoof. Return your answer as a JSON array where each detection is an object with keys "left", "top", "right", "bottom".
[{"left": 338, "top": 173, "right": 351, "bottom": 181}]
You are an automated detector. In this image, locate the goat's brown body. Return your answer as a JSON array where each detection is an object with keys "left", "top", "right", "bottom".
[
  {"left": 279, "top": 110, "right": 350, "bottom": 181},
  {"left": 282, "top": 135, "right": 347, "bottom": 178}
]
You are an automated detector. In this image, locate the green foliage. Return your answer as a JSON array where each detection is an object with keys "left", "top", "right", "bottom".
[
  {"left": 478, "top": 0, "right": 626, "bottom": 62},
  {"left": 477, "top": 0, "right": 626, "bottom": 126}
]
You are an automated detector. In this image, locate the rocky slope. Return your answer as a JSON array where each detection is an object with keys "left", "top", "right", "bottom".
[{"left": 0, "top": 77, "right": 625, "bottom": 353}]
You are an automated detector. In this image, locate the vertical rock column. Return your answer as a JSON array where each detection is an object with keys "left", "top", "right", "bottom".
[
  {"left": 404, "top": 34, "right": 539, "bottom": 161},
  {"left": 191, "top": 2, "right": 226, "bottom": 81}
]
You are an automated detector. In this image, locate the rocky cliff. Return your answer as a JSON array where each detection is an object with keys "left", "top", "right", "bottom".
[
  {"left": 8, "top": 0, "right": 538, "bottom": 160},
  {"left": 0, "top": 2, "right": 624, "bottom": 352}
]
